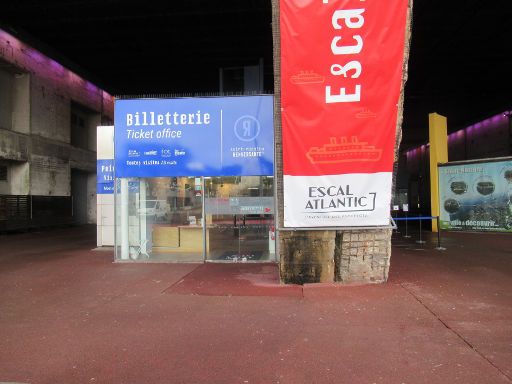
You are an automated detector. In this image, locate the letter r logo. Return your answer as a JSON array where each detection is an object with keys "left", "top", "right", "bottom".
[{"left": 234, "top": 115, "right": 260, "bottom": 141}]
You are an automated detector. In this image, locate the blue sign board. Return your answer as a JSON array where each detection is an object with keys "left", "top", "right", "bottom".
[
  {"left": 114, "top": 96, "right": 274, "bottom": 177},
  {"left": 97, "top": 159, "right": 115, "bottom": 194}
]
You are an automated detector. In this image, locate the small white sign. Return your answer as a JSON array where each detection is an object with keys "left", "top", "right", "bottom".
[
  {"left": 392, "top": 205, "right": 399, "bottom": 211},
  {"left": 402, "top": 204, "right": 409, "bottom": 212}
]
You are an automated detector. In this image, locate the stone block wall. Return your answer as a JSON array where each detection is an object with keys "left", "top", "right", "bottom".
[
  {"left": 335, "top": 229, "right": 392, "bottom": 284},
  {"left": 280, "top": 231, "right": 335, "bottom": 284},
  {"left": 279, "top": 229, "right": 392, "bottom": 284}
]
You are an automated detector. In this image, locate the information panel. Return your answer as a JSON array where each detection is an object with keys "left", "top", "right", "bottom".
[
  {"left": 439, "top": 159, "right": 512, "bottom": 232},
  {"left": 114, "top": 96, "right": 274, "bottom": 178},
  {"left": 280, "top": 0, "right": 408, "bottom": 227},
  {"left": 97, "top": 159, "right": 114, "bottom": 194}
]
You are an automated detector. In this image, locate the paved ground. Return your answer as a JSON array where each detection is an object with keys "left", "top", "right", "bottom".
[{"left": 0, "top": 225, "right": 511, "bottom": 384}]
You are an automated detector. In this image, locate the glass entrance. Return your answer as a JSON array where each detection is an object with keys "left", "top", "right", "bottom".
[
  {"left": 204, "top": 176, "right": 275, "bottom": 261},
  {"left": 115, "top": 176, "right": 204, "bottom": 262}
]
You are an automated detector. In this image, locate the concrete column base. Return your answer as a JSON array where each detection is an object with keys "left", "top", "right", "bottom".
[
  {"left": 279, "top": 230, "right": 335, "bottom": 284},
  {"left": 335, "top": 229, "right": 392, "bottom": 284},
  {"left": 279, "top": 229, "right": 392, "bottom": 285}
]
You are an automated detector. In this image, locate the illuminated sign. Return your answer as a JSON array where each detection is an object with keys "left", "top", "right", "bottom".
[{"left": 114, "top": 96, "right": 274, "bottom": 177}]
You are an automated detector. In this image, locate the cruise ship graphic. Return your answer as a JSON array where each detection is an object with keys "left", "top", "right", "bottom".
[
  {"left": 290, "top": 71, "right": 324, "bottom": 84},
  {"left": 306, "top": 136, "right": 382, "bottom": 164}
]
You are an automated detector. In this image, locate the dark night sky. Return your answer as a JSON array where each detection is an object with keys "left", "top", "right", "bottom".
[{"left": 1, "top": 0, "right": 512, "bottom": 149}]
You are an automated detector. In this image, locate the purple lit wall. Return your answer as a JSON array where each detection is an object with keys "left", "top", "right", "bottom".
[
  {"left": 403, "top": 111, "right": 511, "bottom": 215},
  {"left": 447, "top": 112, "right": 510, "bottom": 161},
  {"left": 407, "top": 111, "right": 511, "bottom": 165},
  {"left": 0, "top": 29, "right": 113, "bottom": 119}
]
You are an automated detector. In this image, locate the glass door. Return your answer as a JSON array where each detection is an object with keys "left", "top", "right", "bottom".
[{"left": 204, "top": 176, "right": 275, "bottom": 261}]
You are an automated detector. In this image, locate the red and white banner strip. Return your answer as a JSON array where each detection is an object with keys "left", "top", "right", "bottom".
[{"left": 280, "top": 0, "right": 408, "bottom": 227}]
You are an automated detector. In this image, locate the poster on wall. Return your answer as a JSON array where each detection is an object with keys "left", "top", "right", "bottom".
[
  {"left": 97, "top": 159, "right": 115, "bottom": 194},
  {"left": 439, "top": 159, "right": 512, "bottom": 232},
  {"left": 280, "top": 0, "right": 408, "bottom": 227},
  {"left": 114, "top": 96, "right": 273, "bottom": 178}
]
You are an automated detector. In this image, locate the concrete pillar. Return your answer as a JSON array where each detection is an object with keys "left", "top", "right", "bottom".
[
  {"left": 428, "top": 113, "right": 448, "bottom": 232},
  {"left": 12, "top": 73, "right": 30, "bottom": 134}
]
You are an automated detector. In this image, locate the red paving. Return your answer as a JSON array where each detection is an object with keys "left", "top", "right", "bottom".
[
  {"left": 0, "top": 226, "right": 511, "bottom": 384},
  {"left": 165, "top": 263, "right": 303, "bottom": 297}
]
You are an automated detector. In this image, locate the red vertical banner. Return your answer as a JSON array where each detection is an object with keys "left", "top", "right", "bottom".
[{"left": 280, "top": 0, "right": 408, "bottom": 227}]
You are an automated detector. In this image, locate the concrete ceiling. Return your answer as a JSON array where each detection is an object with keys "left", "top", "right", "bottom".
[{"left": 1, "top": 0, "right": 511, "bottom": 147}]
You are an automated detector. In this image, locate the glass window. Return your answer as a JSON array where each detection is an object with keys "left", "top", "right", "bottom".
[
  {"left": 115, "top": 176, "right": 204, "bottom": 262},
  {"left": 115, "top": 175, "right": 276, "bottom": 263}
]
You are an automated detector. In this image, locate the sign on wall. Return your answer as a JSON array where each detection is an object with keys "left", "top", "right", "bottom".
[
  {"left": 280, "top": 0, "right": 408, "bottom": 227},
  {"left": 439, "top": 159, "right": 512, "bottom": 232},
  {"left": 114, "top": 96, "right": 273, "bottom": 178},
  {"left": 205, "top": 197, "right": 275, "bottom": 215},
  {"left": 97, "top": 159, "right": 115, "bottom": 194}
]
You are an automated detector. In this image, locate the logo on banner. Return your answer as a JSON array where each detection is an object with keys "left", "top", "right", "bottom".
[
  {"left": 161, "top": 149, "right": 172, "bottom": 157},
  {"left": 355, "top": 108, "right": 377, "bottom": 119},
  {"left": 290, "top": 70, "right": 325, "bottom": 85},
  {"left": 304, "top": 184, "right": 376, "bottom": 213},
  {"left": 234, "top": 115, "right": 260, "bottom": 141},
  {"left": 128, "top": 149, "right": 140, "bottom": 157},
  {"left": 306, "top": 136, "right": 382, "bottom": 164}
]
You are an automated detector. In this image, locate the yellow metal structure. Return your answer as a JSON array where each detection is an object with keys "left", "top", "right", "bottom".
[{"left": 429, "top": 113, "right": 448, "bottom": 232}]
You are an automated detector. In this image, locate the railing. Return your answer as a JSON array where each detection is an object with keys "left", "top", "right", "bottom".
[
  {"left": 392, "top": 216, "right": 446, "bottom": 250},
  {"left": 0, "top": 195, "right": 74, "bottom": 231}
]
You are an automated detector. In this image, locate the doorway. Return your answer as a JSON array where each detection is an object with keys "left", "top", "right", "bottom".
[
  {"left": 204, "top": 176, "right": 275, "bottom": 261},
  {"left": 71, "top": 169, "right": 88, "bottom": 225}
]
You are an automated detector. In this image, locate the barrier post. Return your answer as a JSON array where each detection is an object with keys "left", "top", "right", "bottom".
[
  {"left": 416, "top": 217, "right": 425, "bottom": 244},
  {"left": 435, "top": 216, "right": 446, "bottom": 250},
  {"left": 404, "top": 212, "right": 410, "bottom": 238}
]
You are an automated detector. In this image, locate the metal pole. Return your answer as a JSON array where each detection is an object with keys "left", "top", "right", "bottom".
[
  {"left": 120, "top": 178, "right": 130, "bottom": 260},
  {"left": 139, "top": 179, "right": 149, "bottom": 259},
  {"left": 416, "top": 217, "right": 425, "bottom": 244},
  {"left": 437, "top": 216, "right": 441, "bottom": 248},
  {"left": 436, "top": 216, "right": 446, "bottom": 250},
  {"left": 202, "top": 177, "right": 207, "bottom": 262},
  {"left": 404, "top": 212, "right": 410, "bottom": 238},
  {"left": 392, "top": 211, "right": 397, "bottom": 233}
]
